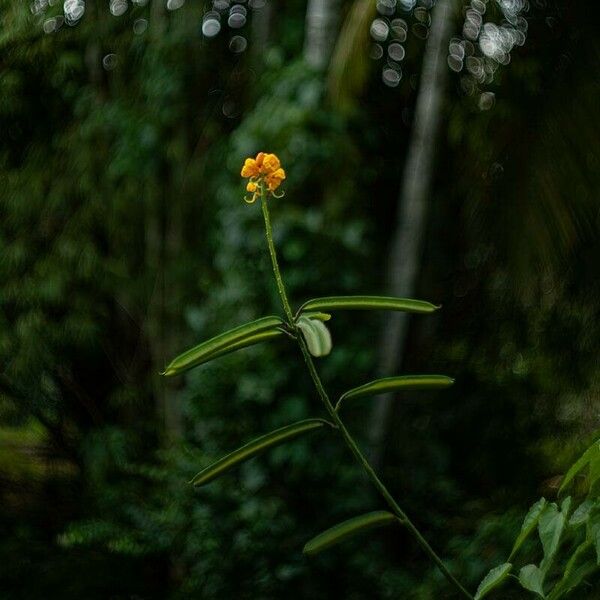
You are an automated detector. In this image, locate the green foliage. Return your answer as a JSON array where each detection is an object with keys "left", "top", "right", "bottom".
[{"left": 477, "top": 438, "right": 600, "bottom": 598}]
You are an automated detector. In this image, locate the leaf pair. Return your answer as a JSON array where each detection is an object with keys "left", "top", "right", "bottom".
[{"left": 164, "top": 295, "right": 440, "bottom": 375}]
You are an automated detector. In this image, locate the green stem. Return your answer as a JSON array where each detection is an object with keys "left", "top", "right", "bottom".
[
  {"left": 259, "top": 192, "right": 473, "bottom": 600},
  {"left": 260, "top": 192, "right": 294, "bottom": 323}
]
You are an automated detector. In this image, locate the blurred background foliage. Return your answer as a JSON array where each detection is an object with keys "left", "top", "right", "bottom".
[{"left": 0, "top": 0, "right": 598, "bottom": 597}]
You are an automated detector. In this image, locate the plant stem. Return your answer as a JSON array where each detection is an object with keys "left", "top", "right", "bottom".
[
  {"left": 260, "top": 193, "right": 474, "bottom": 600},
  {"left": 260, "top": 192, "right": 294, "bottom": 323}
]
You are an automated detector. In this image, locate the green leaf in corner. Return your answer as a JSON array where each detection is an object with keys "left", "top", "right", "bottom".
[
  {"left": 569, "top": 499, "right": 594, "bottom": 528},
  {"left": 336, "top": 375, "right": 454, "bottom": 410},
  {"left": 163, "top": 316, "right": 285, "bottom": 376},
  {"left": 297, "top": 315, "right": 332, "bottom": 357},
  {"left": 509, "top": 498, "right": 547, "bottom": 561},
  {"left": 519, "top": 564, "right": 546, "bottom": 598},
  {"left": 539, "top": 502, "right": 567, "bottom": 574},
  {"left": 558, "top": 440, "right": 600, "bottom": 496},
  {"left": 303, "top": 511, "right": 397, "bottom": 556},
  {"left": 589, "top": 450, "right": 600, "bottom": 493},
  {"left": 474, "top": 562, "right": 512, "bottom": 600},
  {"left": 587, "top": 505, "right": 600, "bottom": 565},
  {"left": 190, "top": 419, "right": 326, "bottom": 487},
  {"left": 298, "top": 295, "right": 439, "bottom": 315},
  {"left": 547, "top": 541, "right": 596, "bottom": 600}
]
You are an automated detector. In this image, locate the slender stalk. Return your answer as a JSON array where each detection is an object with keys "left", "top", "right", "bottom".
[
  {"left": 260, "top": 191, "right": 294, "bottom": 323},
  {"left": 259, "top": 193, "right": 473, "bottom": 600}
]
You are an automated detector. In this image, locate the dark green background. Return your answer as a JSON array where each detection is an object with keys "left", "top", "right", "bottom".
[{"left": 1, "top": 0, "right": 598, "bottom": 597}]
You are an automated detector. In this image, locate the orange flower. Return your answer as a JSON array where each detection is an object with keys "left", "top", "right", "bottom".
[{"left": 240, "top": 152, "right": 285, "bottom": 202}]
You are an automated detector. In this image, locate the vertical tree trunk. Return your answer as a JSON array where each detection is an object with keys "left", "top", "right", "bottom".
[
  {"left": 304, "top": 0, "right": 341, "bottom": 70},
  {"left": 250, "top": 0, "right": 272, "bottom": 67},
  {"left": 145, "top": 0, "right": 183, "bottom": 442},
  {"left": 368, "top": 0, "right": 455, "bottom": 465}
]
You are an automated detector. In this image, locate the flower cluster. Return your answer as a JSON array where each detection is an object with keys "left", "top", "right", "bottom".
[{"left": 240, "top": 152, "right": 286, "bottom": 203}]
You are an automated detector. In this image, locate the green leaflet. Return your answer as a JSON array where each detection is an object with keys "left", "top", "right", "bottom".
[
  {"left": 569, "top": 499, "right": 594, "bottom": 528},
  {"left": 509, "top": 498, "right": 547, "bottom": 561},
  {"left": 539, "top": 501, "right": 568, "bottom": 574},
  {"left": 190, "top": 419, "right": 325, "bottom": 487},
  {"left": 547, "top": 541, "right": 596, "bottom": 600},
  {"left": 337, "top": 375, "right": 454, "bottom": 409},
  {"left": 303, "top": 511, "right": 397, "bottom": 556},
  {"left": 296, "top": 316, "right": 332, "bottom": 358},
  {"left": 162, "top": 316, "right": 285, "bottom": 376},
  {"left": 474, "top": 562, "right": 512, "bottom": 600},
  {"left": 297, "top": 295, "right": 439, "bottom": 316},
  {"left": 587, "top": 506, "right": 600, "bottom": 565},
  {"left": 590, "top": 451, "right": 600, "bottom": 494},
  {"left": 519, "top": 564, "right": 546, "bottom": 598},
  {"left": 558, "top": 439, "right": 600, "bottom": 496}
]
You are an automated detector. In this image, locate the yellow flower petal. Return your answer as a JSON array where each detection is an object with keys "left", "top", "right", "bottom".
[
  {"left": 241, "top": 158, "right": 259, "bottom": 178},
  {"left": 262, "top": 153, "right": 281, "bottom": 174},
  {"left": 271, "top": 168, "right": 285, "bottom": 181}
]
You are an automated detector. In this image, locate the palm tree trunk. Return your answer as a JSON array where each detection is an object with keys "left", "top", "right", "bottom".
[
  {"left": 368, "top": 0, "right": 455, "bottom": 465},
  {"left": 304, "top": 0, "right": 341, "bottom": 69},
  {"left": 250, "top": 0, "right": 272, "bottom": 68}
]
